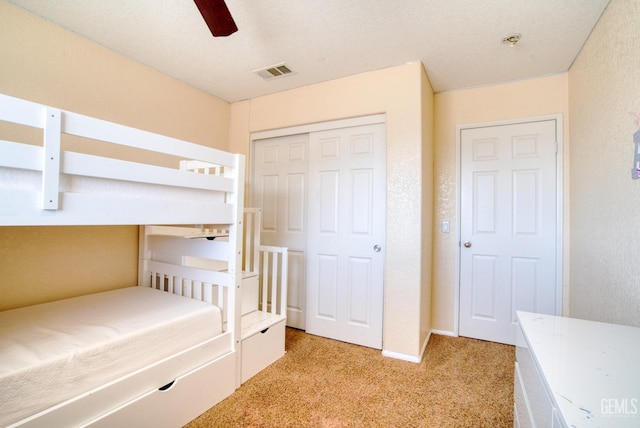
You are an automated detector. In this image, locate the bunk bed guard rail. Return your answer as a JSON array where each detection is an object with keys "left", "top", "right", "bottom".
[{"left": 0, "top": 93, "right": 244, "bottom": 226}]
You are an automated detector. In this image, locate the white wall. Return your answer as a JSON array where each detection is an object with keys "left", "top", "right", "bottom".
[{"left": 568, "top": 0, "right": 640, "bottom": 326}]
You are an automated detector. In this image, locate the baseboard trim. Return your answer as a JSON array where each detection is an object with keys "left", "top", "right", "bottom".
[
  {"left": 382, "top": 349, "right": 422, "bottom": 363},
  {"left": 381, "top": 330, "right": 432, "bottom": 363},
  {"left": 430, "top": 329, "right": 457, "bottom": 337}
]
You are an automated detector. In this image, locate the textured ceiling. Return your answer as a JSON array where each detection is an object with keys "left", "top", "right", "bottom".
[{"left": 7, "top": 0, "right": 611, "bottom": 103}]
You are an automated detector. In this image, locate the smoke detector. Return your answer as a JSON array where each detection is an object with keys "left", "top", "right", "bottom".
[
  {"left": 253, "top": 63, "right": 296, "bottom": 80},
  {"left": 502, "top": 33, "right": 521, "bottom": 47}
]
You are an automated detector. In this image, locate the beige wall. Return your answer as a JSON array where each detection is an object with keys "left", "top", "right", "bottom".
[
  {"left": 432, "top": 74, "right": 570, "bottom": 333},
  {"left": 0, "top": 1, "right": 230, "bottom": 310},
  {"left": 228, "top": 100, "right": 252, "bottom": 204},
  {"left": 230, "top": 63, "right": 433, "bottom": 358},
  {"left": 568, "top": 0, "right": 640, "bottom": 327}
]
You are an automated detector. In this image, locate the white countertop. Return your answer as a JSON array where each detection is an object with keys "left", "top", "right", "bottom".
[{"left": 517, "top": 311, "right": 640, "bottom": 427}]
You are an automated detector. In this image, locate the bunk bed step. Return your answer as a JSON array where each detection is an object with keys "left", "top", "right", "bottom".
[{"left": 241, "top": 275, "right": 259, "bottom": 316}]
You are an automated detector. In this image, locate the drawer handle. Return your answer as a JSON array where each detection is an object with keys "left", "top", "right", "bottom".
[
  {"left": 158, "top": 380, "right": 175, "bottom": 391},
  {"left": 260, "top": 327, "right": 270, "bottom": 334}
]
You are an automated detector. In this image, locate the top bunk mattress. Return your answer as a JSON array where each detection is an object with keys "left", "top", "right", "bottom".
[{"left": 0, "top": 286, "right": 223, "bottom": 426}]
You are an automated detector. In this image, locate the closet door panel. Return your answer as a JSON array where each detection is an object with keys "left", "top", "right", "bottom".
[
  {"left": 252, "top": 134, "right": 309, "bottom": 329},
  {"left": 306, "top": 123, "right": 385, "bottom": 349}
]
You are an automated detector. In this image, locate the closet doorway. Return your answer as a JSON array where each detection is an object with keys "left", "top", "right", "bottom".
[{"left": 252, "top": 119, "right": 386, "bottom": 349}]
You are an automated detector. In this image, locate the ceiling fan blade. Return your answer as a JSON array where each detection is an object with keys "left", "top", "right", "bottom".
[{"left": 194, "top": 0, "right": 238, "bottom": 37}]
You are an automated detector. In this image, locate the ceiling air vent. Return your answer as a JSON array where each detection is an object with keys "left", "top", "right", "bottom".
[{"left": 253, "top": 63, "right": 295, "bottom": 81}]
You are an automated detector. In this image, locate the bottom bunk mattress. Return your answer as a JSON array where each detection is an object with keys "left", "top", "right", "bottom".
[{"left": 0, "top": 286, "right": 224, "bottom": 426}]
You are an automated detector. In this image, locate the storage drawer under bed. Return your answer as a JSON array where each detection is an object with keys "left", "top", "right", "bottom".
[
  {"left": 241, "top": 320, "right": 286, "bottom": 383},
  {"left": 86, "top": 351, "right": 236, "bottom": 428}
]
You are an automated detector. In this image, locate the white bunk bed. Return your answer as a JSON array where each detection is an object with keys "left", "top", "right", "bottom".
[{"left": 0, "top": 93, "right": 245, "bottom": 427}]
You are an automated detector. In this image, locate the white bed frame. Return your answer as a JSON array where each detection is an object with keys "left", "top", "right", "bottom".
[{"left": 0, "top": 93, "right": 246, "bottom": 427}]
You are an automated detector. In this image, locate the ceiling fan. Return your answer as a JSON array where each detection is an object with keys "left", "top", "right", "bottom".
[{"left": 194, "top": 0, "right": 238, "bottom": 37}]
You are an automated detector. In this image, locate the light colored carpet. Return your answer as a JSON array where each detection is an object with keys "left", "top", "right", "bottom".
[{"left": 186, "top": 328, "right": 515, "bottom": 427}]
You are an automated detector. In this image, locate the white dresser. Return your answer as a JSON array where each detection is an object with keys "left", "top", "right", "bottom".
[{"left": 515, "top": 311, "right": 640, "bottom": 427}]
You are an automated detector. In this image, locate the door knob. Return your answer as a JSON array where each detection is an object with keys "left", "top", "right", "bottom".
[
  {"left": 463, "top": 241, "right": 472, "bottom": 248},
  {"left": 373, "top": 244, "right": 382, "bottom": 252}
]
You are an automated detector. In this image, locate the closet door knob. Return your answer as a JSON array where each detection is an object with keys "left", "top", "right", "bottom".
[
  {"left": 463, "top": 241, "right": 472, "bottom": 248},
  {"left": 373, "top": 244, "right": 382, "bottom": 252}
]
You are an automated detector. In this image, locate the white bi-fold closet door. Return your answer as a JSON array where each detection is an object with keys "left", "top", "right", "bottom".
[{"left": 252, "top": 122, "right": 386, "bottom": 349}]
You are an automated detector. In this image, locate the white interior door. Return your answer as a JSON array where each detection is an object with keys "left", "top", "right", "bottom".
[
  {"left": 252, "top": 134, "right": 309, "bottom": 329},
  {"left": 306, "top": 124, "right": 386, "bottom": 349},
  {"left": 459, "top": 119, "right": 559, "bottom": 345}
]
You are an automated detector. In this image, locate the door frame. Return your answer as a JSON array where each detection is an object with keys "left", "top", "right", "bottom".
[
  {"left": 250, "top": 114, "right": 386, "bottom": 142},
  {"left": 453, "top": 114, "right": 564, "bottom": 336}
]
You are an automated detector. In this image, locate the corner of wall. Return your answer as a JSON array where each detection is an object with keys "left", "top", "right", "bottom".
[{"left": 420, "top": 64, "right": 435, "bottom": 345}]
